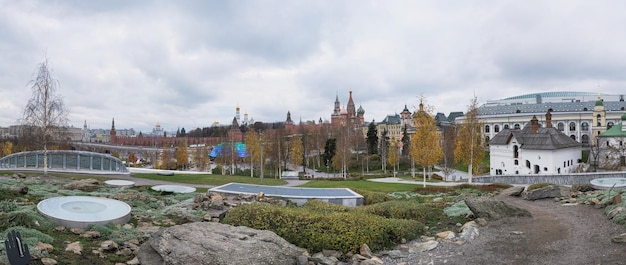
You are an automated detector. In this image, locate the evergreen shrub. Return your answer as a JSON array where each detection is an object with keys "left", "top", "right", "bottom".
[
  {"left": 222, "top": 202, "right": 423, "bottom": 253},
  {"left": 358, "top": 200, "right": 445, "bottom": 224},
  {"left": 572, "top": 183, "right": 594, "bottom": 192},
  {"left": 351, "top": 188, "right": 391, "bottom": 205},
  {"left": 0, "top": 200, "right": 18, "bottom": 212}
]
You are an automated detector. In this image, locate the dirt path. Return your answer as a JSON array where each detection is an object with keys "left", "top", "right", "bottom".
[{"left": 389, "top": 194, "right": 626, "bottom": 265}]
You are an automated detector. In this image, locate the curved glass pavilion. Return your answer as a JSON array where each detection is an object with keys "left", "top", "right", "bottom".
[{"left": 0, "top": 150, "right": 128, "bottom": 174}]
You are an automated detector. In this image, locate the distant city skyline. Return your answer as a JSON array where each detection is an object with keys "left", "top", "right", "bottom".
[{"left": 2, "top": 1, "right": 626, "bottom": 133}]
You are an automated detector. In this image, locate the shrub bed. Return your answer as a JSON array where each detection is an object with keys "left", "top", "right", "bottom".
[
  {"left": 357, "top": 200, "right": 446, "bottom": 226},
  {"left": 351, "top": 188, "right": 392, "bottom": 205},
  {"left": 222, "top": 201, "right": 424, "bottom": 253}
]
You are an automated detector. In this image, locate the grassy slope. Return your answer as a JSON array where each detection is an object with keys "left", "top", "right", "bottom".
[{"left": 298, "top": 180, "right": 417, "bottom": 193}]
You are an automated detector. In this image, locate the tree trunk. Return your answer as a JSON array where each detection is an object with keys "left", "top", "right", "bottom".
[
  {"left": 43, "top": 144, "right": 48, "bottom": 176},
  {"left": 422, "top": 167, "right": 426, "bottom": 188},
  {"left": 468, "top": 164, "right": 473, "bottom": 184}
]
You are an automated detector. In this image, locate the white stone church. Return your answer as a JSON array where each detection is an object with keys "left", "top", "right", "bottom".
[{"left": 489, "top": 110, "right": 582, "bottom": 175}]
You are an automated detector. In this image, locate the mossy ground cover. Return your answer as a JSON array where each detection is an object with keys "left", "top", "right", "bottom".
[
  {"left": 0, "top": 175, "right": 206, "bottom": 264},
  {"left": 0, "top": 172, "right": 505, "bottom": 263}
]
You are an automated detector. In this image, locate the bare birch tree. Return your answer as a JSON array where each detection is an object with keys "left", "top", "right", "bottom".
[
  {"left": 21, "top": 58, "right": 68, "bottom": 176},
  {"left": 455, "top": 97, "right": 484, "bottom": 183}
]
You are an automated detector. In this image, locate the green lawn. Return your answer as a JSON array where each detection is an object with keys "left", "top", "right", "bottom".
[
  {"left": 131, "top": 173, "right": 288, "bottom": 186},
  {"left": 297, "top": 180, "right": 417, "bottom": 193}
]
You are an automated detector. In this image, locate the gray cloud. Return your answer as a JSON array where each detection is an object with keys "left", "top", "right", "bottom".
[{"left": 2, "top": 1, "right": 626, "bottom": 132}]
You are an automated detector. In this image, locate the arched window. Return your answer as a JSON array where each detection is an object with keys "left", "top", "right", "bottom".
[
  {"left": 494, "top": 125, "right": 500, "bottom": 133},
  {"left": 485, "top": 136, "right": 490, "bottom": 144},
  {"left": 557, "top": 122, "right": 565, "bottom": 131},
  {"left": 514, "top": 124, "right": 521, "bottom": 129},
  {"left": 569, "top": 122, "right": 576, "bottom": 131},
  {"left": 581, "top": 122, "right": 589, "bottom": 131},
  {"left": 608, "top": 122, "right": 614, "bottom": 129},
  {"left": 485, "top": 125, "right": 490, "bottom": 133},
  {"left": 504, "top": 124, "right": 510, "bottom": 129},
  {"left": 597, "top": 114, "right": 602, "bottom": 126},
  {"left": 513, "top": 145, "right": 519, "bottom": 158},
  {"left": 570, "top": 135, "right": 576, "bottom": 141},
  {"left": 581, "top": 135, "right": 589, "bottom": 145}
]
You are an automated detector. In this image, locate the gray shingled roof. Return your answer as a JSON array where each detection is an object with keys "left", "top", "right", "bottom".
[
  {"left": 489, "top": 127, "right": 580, "bottom": 150},
  {"left": 479, "top": 101, "right": 626, "bottom": 116},
  {"left": 381, "top": 114, "right": 401, "bottom": 125}
]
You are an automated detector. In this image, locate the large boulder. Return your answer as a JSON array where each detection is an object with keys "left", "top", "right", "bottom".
[
  {"left": 500, "top": 186, "right": 525, "bottom": 197},
  {"left": 62, "top": 178, "right": 100, "bottom": 192},
  {"left": 464, "top": 198, "right": 532, "bottom": 220},
  {"left": 523, "top": 185, "right": 570, "bottom": 201},
  {"left": 137, "top": 222, "right": 306, "bottom": 265}
]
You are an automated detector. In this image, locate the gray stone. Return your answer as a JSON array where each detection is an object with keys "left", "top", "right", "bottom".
[
  {"left": 409, "top": 240, "right": 439, "bottom": 253},
  {"left": 62, "top": 178, "right": 100, "bottom": 192},
  {"left": 607, "top": 206, "right": 626, "bottom": 220},
  {"left": 611, "top": 233, "right": 626, "bottom": 243},
  {"left": 500, "top": 186, "right": 525, "bottom": 197},
  {"left": 138, "top": 222, "right": 306, "bottom": 265},
  {"left": 387, "top": 249, "right": 408, "bottom": 259},
  {"left": 359, "top": 243, "right": 373, "bottom": 258},
  {"left": 459, "top": 222, "right": 479, "bottom": 241},
  {"left": 464, "top": 198, "right": 532, "bottom": 220},
  {"left": 65, "top": 241, "right": 82, "bottom": 255},
  {"left": 297, "top": 255, "right": 309, "bottom": 265},
  {"left": 41, "top": 258, "right": 57, "bottom": 265},
  {"left": 100, "top": 240, "right": 118, "bottom": 251},
  {"left": 523, "top": 185, "right": 571, "bottom": 201}
]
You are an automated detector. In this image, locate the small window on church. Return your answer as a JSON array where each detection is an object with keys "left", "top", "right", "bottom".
[
  {"left": 485, "top": 125, "right": 490, "bottom": 133},
  {"left": 494, "top": 125, "right": 500, "bottom": 133},
  {"left": 597, "top": 114, "right": 602, "bottom": 127}
]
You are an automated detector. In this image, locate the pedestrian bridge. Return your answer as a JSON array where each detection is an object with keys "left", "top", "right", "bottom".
[{"left": 0, "top": 150, "right": 128, "bottom": 174}]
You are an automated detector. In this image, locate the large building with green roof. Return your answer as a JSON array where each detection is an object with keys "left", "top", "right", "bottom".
[{"left": 457, "top": 91, "right": 626, "bottom": 147}]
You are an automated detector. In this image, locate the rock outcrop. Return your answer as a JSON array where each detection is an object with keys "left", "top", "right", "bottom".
[
  {"left": 464, "top": 198, "right": 532, "bottom": 220},
  {"left": 138, "top": 222, "right": 306, "bottom": 265},
  {"left": 522, "top": 185, "right": 570, "bottom": 201},
  {"left": 62, "top": 178, "right": 100, "bottom": 192},
  {"left": 500, "top": 186, "right": 525, "bottom": 197}
]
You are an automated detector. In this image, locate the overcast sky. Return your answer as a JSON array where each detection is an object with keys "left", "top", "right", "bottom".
[{"left": 2, "top": 1, "right": 626, "bottom": 133}]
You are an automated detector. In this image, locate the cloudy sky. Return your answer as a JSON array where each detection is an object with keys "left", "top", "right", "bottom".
[{"left": 2, "top": 1, "right": 626, "bottom": 133}]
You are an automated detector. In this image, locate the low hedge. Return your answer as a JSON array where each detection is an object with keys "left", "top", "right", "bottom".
[
  {"left": 351, "top": 188, "right": 392, "bottom": 205},
  {"left": 222, "top": 201, "right": 424, "bottom": 253},
  {"left": 357, "top": 200, "right": 446, "bottom": 225}
]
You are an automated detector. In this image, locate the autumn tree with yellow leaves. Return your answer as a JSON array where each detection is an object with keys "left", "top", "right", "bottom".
[
  {"left": 175, "top": 140, "right": 189, "bottom": 170},
  {"left": 289, "top": 135, "right": 304, "bottom": 170},
  {"left": 454, "top": 97, "right": 485, "bottom": 183},
  {"left": 410, "top": 98, "right": 442, "bottom": 186}
]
